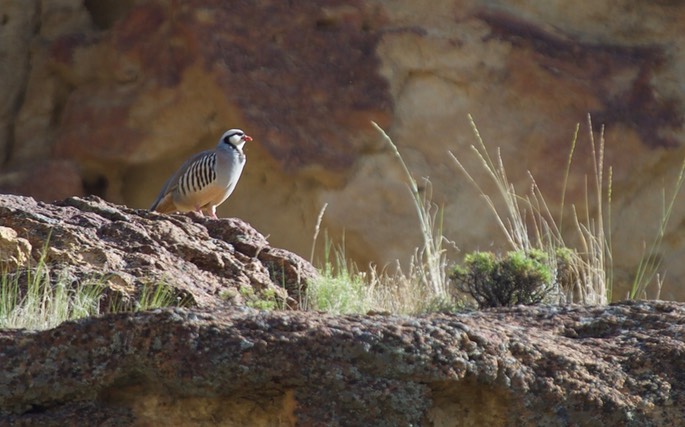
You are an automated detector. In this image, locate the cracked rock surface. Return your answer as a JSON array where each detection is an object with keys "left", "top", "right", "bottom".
[{"left": 1, "top": 301, "right": 685, "bottom": 425}]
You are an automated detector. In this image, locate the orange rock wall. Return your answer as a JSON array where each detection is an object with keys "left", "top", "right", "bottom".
[{"left": 2, "top": 0, "right": 685, "bottom": 299}]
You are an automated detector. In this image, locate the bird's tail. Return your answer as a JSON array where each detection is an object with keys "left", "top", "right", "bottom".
[{"left": 149, "top": 193, "right": 175, "bottom": 213}]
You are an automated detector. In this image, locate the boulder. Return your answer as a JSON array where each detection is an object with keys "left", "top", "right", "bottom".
[{"left": 0, "top": 194, "right": 316, "bottom": 309}]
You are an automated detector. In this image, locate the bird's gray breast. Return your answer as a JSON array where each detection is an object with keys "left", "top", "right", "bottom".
[{"left": 215, "top": 144, "right": 246, "bottom": 189}]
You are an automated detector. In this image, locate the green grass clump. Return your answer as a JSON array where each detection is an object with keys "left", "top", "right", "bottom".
[
  {"left": 0, "top": 251, "right": 185, "bottom": 330},
  {"left": 0, "top": 253, "right": 102, "bottom": 330},
  {"left": 126, "top": 281, "right": 183, "bottom": 312},
  {"left": 306, "top": 237, "right": 460, "bottom": 315},
  {"left": 238, "top": 286, "right": 283, "bottom": 311},
  {"left": 306, "top": 236, "right": 374, "bottom": 314}
]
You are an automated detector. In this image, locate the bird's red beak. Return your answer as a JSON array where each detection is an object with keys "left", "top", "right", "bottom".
[{"left": 244, "top": 135, "right": 253, "bottom": 142}]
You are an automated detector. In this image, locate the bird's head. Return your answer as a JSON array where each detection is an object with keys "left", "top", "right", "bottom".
[{"left": 220, "top": 129, "right": 252, "bottom": 149}]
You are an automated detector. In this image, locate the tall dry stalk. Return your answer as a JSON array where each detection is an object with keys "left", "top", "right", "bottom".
[
  {"left": 372, "top": 121, "right": 450, "bottom": 301},
  {"left": 451, "top": 114, "right": 611, "bottom": 304}
]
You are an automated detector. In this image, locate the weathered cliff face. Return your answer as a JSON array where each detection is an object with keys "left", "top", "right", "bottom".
[
  {"left": 2, "top": 302, "right": 685, "bottom": 426},
  {"left": 2, "top": 1, "right": 685, "bottom": 299}
]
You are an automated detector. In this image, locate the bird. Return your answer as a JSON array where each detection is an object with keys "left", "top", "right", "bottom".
[{"left": 149, "top": 129, "right": 252, "bottom": 218}]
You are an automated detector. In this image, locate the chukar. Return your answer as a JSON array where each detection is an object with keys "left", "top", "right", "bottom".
[{"left": 150, "top": 129, "right": 252, "bottom": 218}]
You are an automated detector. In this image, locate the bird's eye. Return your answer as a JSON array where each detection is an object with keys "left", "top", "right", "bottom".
[{"left": 223, "top": 130, "right": 244, "bottom": 145}]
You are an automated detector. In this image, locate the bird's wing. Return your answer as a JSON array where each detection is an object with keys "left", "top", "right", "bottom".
[{"left": 149, "top": 149, "right": 214, "bottom": 211}]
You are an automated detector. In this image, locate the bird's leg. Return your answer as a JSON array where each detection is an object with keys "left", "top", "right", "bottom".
[
  {"left": 209, "top": 206, "right": 218, "bottom": 219},
  {"left": 194, "top": 207, "right": 204, "bottom": 217}
]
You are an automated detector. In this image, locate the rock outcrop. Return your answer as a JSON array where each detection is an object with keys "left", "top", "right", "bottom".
[
  {"left": 2, "top": 1, "right": 685, "bottom": 299},
  {"left": 0, "top": 195, "right": 683, "bottom": 425},
  {"left": 2, "top": 301, "right": 684, "bottom": 426},
  {"left": 0, "top": 194, "right": 316, "bottom": 309}
]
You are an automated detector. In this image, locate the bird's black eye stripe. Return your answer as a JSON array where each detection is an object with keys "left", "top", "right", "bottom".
[{"left": 223, "top": 132, "right": 244, "bottom": 144}]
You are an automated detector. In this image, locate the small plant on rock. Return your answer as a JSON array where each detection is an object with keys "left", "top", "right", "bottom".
[
  {"left": 239, "top": 286, "right": 282, "bottom": 311},
  {"left": 306, "top": 235, "right": 374, "bottom": 314},
  {"left": 449, "top": 249, "right": 554, "bottom": 308}
]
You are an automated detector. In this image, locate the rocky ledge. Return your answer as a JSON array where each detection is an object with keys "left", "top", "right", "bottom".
[
  {"left": 1, "top": 195, "right": 684, "bottom": 426},
  {"left": 0, "top": 194, "right": 316, "bottom": 309},
  {"left": 0, "top": 303, "right": 684, "bottom": 426}
]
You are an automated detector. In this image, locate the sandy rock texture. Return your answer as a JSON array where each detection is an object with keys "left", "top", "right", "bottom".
[
  {"left": 2, "top": 1, "right": 685, "bottom": 298},
  {"left": 1, "top": 301, "right": 684, "bottom": 426},
  {"left": 0, "top": 194, "right": 315, "bottom": 309}
]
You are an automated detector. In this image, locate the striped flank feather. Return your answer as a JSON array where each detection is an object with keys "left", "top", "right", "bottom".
[{"left": 180, "top": 153, "right": 216, "bottom": 196}]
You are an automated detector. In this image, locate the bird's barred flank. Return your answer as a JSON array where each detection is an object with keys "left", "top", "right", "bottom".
[{"left": 180, "top": 153, "right": 217, "bottom": 195}]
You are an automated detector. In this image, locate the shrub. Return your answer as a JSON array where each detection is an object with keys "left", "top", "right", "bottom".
[{"left": 449, "top": 249, "right": 554, "bottom": 308}]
